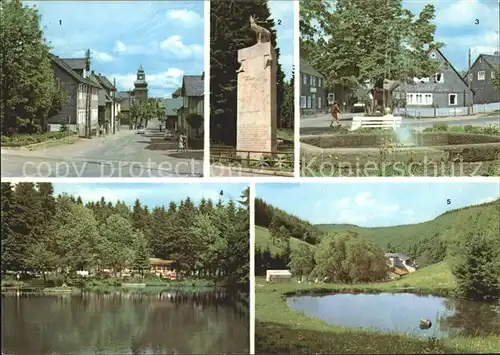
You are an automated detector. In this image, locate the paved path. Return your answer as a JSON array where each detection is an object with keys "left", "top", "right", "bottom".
[
  {"left": 1, "top": 120, "right": 203, "bottom": 178},
  {"left": 300, "top": 114, "right": 500, "bottom": 135}
]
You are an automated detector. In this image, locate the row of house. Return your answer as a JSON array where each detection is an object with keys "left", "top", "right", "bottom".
[
  {"left": 160, "top": 73, "right": 205, "bottom": 138},
  {"left": 47, "top": 53, "right": 122, "bottom": 136},
  {"left": 300, "top": 50, "right": 499, "bottom": 114}
]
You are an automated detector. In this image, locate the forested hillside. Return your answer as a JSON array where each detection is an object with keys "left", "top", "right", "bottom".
[
  {"left": 256, "top": 198, "right": 500, "bottom": 293},
  {"left": 317, "top": 199, "right": 500, "bottom": 267}
]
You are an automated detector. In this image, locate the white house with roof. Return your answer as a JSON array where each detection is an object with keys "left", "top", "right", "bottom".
[{"left": 385, "top": 252, "right": 419, "bottom": 273}]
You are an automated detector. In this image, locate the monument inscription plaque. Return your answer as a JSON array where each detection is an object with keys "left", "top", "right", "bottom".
[{"left": 236, "top": 41, "right": 278, "bottom": 159}]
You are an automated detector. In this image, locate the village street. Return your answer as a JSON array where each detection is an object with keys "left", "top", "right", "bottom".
[
  {"left": 300, "top": 113, "right": 500, "bottom": 135},
  {"left": 1, "top": 119, "right": 203, "bottom": 177}
]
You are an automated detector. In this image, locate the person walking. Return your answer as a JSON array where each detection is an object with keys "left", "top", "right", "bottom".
[
  {"left": 330, "top": 101, "right": 342, "bottom": 127},
  {"left": 177, "top": 133, "right": 184, "bottom": 152},
  {"left": 182, "top": 134, "right": 188, "bottom": 152}
]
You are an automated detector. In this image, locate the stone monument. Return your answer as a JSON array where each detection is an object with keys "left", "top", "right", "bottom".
[{"left": 236, "top": 15, "right": 277, "bottom": 158}]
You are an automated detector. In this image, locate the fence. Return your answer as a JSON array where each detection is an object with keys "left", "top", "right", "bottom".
[
  {"left": 394, "top": 102, "right": 500, "bottom": 118},
  {"left": 210, "top": 145, "right": 294, "bottom": 172}
]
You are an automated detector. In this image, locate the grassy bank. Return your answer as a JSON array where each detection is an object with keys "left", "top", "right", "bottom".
[
  {"left": 1, "top": 131, "right": 75, "bottom": 147},
  {"left": 255, "top": 262, "right": 500, "bottom": 353}
]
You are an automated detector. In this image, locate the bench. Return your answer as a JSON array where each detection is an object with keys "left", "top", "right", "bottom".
[{"left": 350, "top": 115, "right": 402, "bottom": 131}]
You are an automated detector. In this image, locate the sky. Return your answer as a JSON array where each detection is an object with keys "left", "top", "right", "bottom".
[
  {"left": 256, "top": 181, "right": 500, "bottom": 227},
  {"left": 26, "top": 1, "right": 204, "bottom": 98},
  {"left": 268, "top": 1, "right": 294, "bottom": 79},
  {"left": 404, "top": 0, "right": 500, "bottom": 71},
  {"left": 52, "top": 183, "right": 248, "bottom": 208}
]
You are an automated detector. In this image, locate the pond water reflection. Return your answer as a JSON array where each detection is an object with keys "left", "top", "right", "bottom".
[
  {"left": 287, "top": 292, "right": 500, "bottom": 338},
  {"left": 2, "top": 291, "right": 249, "bottom": 355}
]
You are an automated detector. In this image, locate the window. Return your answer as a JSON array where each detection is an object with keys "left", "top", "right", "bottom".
[
  {"left": 318, "top": 78, "right": 322, "bottom": 88},
  {"left": 478, "top": 70, "right": 485, "bottom": 80},
  {"left": 468, "top": 73, "right": 473, "bottom": 82},
  {"left": 303, "top": 74, "right": 307, "bottom": 85},
  {"left": 434, "top": 73, "right": 444, "bottom": 83},
  {"left": 430, "top": 52, "right": 436, "bottom": 59},
  {"left": 448, "top": 93, "right": 457, "bottom": 106},
  {"left": 425, "top": 94, "right": 433, "bottom": 105},
  {"left": 318, "top": 96, "right": 322, "bottom": 109},
  {"left": 307, "top": 96, "right": 312, "bottom": 108},
  {"left": 300, "top": 96, "right": 306, "bottom": 108},
  {"left": 313, "top": 76, "right": 316, "bottom": 86},
  {"left": 407, "top": 93, "right": 433, "bottom": 105},
  {"left": 78, "top": 88, "right": 83, "bottom": 100},
  {"left": 492, "top": 70, "right": 496, "bottom": 79},
  {"left": 310, "top": 76, "right": 313, "bottom": 86}
]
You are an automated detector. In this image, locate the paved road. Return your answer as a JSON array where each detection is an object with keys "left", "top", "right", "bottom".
[
  {"left": 300, "top": 114, "right": 500, "bottom": 135},
  {"left": 1, "top": 119, "right": 203, "bottom": 178}
]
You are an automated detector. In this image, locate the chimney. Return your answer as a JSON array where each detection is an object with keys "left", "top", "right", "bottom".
[{"left": 91, "top": 70, "right": 94, "bottom": 75}]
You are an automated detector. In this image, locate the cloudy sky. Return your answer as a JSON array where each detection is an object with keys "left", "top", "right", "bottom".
[
  {"left": 27, "top": 0, "right": 294, "bottom": 98},
  {"left": 256, "top": 181, "right": 500, "bottom": 227},
  {"left": 52, "top": 182, "right": 248, "bottom": 208},
  {"left": 27, "top": 1, "right": 204, "bottom": 98},
  {"left": 402, "top": 0, "right": 498, "bottom": 71}
]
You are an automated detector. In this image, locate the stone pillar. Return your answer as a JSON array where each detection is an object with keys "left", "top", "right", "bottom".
[{"left": 236, "top": 42, "right": 277, "bottom": 159}]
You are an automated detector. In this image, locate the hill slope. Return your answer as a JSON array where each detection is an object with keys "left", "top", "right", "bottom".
[
  {"left": 255, "top": 225, "right": 314, "bottom": 256},
  {"left": 317, "top": 199, "right": 499, "bottom": 263}
]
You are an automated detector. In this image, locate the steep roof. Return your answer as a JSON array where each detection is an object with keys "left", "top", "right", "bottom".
[
  {"left": 165, "top": 97, "right": 184, "bottom": 116},
  {"left": 61, "top": 58, "right": 88, "bottom": 71},
  {"left": 466, "top": 53, "right": 500, "bottom": 76},
  {"left": 182, "top": 75, "right": 204, "bottom": 96},
  {"left": 300, "top": 59, "right": 324, "bottom": 78},
  {"left": 96, "top": 75, "right": 115, "bottom": 91},
  {"left": 49, "top": 53, "right": 99, "bottom": 88},
  {"left": 385, "top": 252, "right": 410, "bottom": 261},
  {"left": 392, "top": 48, "right": 473, "bottom": 94},
  {"left": 483, "top": 54, "right": 500, "bottom": 67}
]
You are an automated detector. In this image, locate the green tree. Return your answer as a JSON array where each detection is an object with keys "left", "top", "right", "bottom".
[
  {"left": 99, "top": 214, "right": 136, "bottom": 274},
  {"left": 492, "top": 67, "right": 500, "bottom": 92},
  {"left": 280, "top": 68, "right": 295, "bottom": 129},
  {"left": 132, "top": 230, "right": 150, "bottom": 277},
  {"left": 24, "top": 241, "right": 58, "bottom": 282},
  {"left": 301, "top": 0, "right": 443, "bottom": 100},
  {"left": 313, "top": 232, "right": 388, "bottom": 283},
  {"left": 52, "top": 196, "right": 101, "bottom": 274},
  {"left": 210, "top": 0, "right": 285, "bottom": 145},
  {"left": 1, "top": 0, "right": 67, "bottom": 134},
  {"left": 0, "top": 182, "right": 15, "bottom": 273},
  {"left": 452, "top": 232, "right": 500, "bottom": 302},
  {"left": 289, "top": 244, "right": 315, "bottom": 281}
]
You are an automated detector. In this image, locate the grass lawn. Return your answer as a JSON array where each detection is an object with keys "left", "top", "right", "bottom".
[
  {"left": 277, "top": 129, "right": 294, "bottom": 141},
  {"left": 255, "top": 262, "right": 500, "bottom": 354},
  {"left": 1, "top": 131, "right": 75, "bottom": 147},
  {"left": 255, "top": 226, "right": 313, "bottom": 255}
]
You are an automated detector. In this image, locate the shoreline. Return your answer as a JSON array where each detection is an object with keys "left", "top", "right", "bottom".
[{"left": 255, "top": 275, "right": 500, "bottom": 354}]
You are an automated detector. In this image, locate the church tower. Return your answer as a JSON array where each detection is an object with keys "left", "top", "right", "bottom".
[{"left": 133, "top": 64, "right": 148, "bottom": 101}]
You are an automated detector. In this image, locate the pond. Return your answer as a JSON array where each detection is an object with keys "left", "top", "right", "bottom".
[
  {"left": 2, "top": 290, "right": 249, "bottom": 355},
  {"left": 287, "top": 292, "right": 500, "bottom": 338}
]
